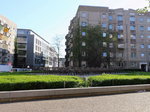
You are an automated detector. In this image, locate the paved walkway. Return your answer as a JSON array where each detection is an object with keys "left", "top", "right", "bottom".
[{"left": 0, "top": 92, "right": 150, "bottom": 112}]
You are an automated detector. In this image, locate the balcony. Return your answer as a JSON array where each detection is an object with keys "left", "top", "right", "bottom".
[
  {"left": 118, "top": 35, "right": 124, "bottom": 39},
  {"left": 18, "top": 55, "right": 27, "bottom": 57},
  {"left": 17, "top": 47, "right": 27, "bottom": 50},
  {"left": 118, "top": 44, "right": 125, "bottom": 49},
  {"left": 130, "top": 35, "right": 136, "bottom": 40},
  {"left": 2, "top": 45, "right": 8, "bottom": 50},
  {"left": 0, "top": 48, "right": 2, "bottom": 52}
]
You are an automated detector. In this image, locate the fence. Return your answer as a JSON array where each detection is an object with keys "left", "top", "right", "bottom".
[{"left": 32, "top": 67, "right": 142, "bottom": 75}]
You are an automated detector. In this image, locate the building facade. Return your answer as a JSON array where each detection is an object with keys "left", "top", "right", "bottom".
[
  {"left": 16, "top": 29, "right": 57, "bottom": 68},
  {"left": 0, "top": 15, "right": 17, "bottom": 65},
  {"left": 65, "top": 5, "right": 150, "bottom": 71}
]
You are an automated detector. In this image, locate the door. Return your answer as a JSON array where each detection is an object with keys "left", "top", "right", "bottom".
[{"left": 141, "top": 64, "right": 146, "bottom": 71}]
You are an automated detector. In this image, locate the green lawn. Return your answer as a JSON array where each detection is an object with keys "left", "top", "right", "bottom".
[{"left": 0, "top": 72, "right": 83, "bottom": 91}]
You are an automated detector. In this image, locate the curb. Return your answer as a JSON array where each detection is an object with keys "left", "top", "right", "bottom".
[{"left": 0, "top": 84, "right": 150, "bottom": 103}]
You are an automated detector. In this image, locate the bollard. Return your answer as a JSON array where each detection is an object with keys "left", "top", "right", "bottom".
[{"left": 64, "top": 81, "right": 66, "bottom": 88}]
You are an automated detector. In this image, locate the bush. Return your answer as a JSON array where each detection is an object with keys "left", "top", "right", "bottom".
[
  {"left": 88, "top": 73, "right": 150, "bottom": 87},
  {"left": 0, "top": 73, "right": 83, "bottom": 91}
]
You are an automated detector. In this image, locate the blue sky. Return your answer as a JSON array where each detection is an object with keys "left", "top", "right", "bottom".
[{"left": 0, "top": 0, "right": 148, "bottom": 57}]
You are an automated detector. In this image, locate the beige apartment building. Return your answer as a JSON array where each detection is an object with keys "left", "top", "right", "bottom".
[
  {"left": 65, "top": 5, "right": 150, "bottom": 71},
  {"left": 0, "top": 15, "right": 17, "bottom": 65}
]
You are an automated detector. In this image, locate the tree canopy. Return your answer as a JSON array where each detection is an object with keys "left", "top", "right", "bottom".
[{"left": 137, "top": 0, "right": 150, "bottom": 13}]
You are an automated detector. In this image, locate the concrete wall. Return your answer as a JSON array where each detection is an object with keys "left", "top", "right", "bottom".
[{"left": 1, "top": 84, "right": 150, "bottom": 103}]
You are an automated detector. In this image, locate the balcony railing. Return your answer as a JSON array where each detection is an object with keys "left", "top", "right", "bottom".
[
  {"left": 118, "top": 44, "right": 125, "bottom": 49},
  {"left": 18, "top": 55, "right": 27, "bottom": 57}
]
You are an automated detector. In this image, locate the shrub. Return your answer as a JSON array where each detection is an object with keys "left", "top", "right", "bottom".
[
  {"left": 88, "top": 73, "right": 150, "bottom": 87},
  {"left": 0, "top": 73, "right": 83, "bottom": 91}
]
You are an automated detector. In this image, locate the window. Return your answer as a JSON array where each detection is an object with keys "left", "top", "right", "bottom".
[
  {"left": 148, "top": 27, "right": 150, "bottom": 31},
  {"left": 81, "top": 12, "right": 87, "bottom": 18},
  {"left": 131, "top": 62, "right": 137, "bottom": 67},
  {"left": 81, "top": 61, "right": 86, "bottom": 67},
  {"left": 117, "top": 53, "right": 123, "bottom": 57},
  {"left": 17, "top": 30, "right": 25, "bottom": 35},
  {"left": 131, "top": 52, "right": 136, "bottom": 58},
  {"left": 130, "top": 26, "right": 135, "bottom": 30},
  {"left": 70, "top": 52, "right": 73, "bottom": 56},
  {"left": 130, "top": 16, "right": 135, "bottom": 21},
  {"left": 109, "top": 43, "right": 113, "bottom": 48},
  {"left": 139, "top": 18, "right": 144, "bottom": 22},
  {"left": 110, "top": 52, "right": 114, "bottom": 57},
  {"left": 140, "top": 35, "right": 144, "bottom": 38},
  {"left": 82, "top": 32, "right": 86, "bottom": 36},
  {"left": 102, "top": 52, "right": 107, "bottom": 57},
  {"left": 82, "top": 42, "right": 86, "bottom": 46},
  {"left": 131, "top": 34, "right": 136, "bottom": 39},
  {"left": 17, "top": 37, "right": 27, "bottom": 42},
  {"left": 18, "top": 57, "right": 26, "bottom": 63},
  {"left": 109, "top": 16, "right": 113, "bottom": 21},
  {"left": 81, "top": 22, "right": 87, "bottom": 27},
  {"left": 102, "top": 23, "right": 107, "bottom": 28},
  {"left": 141, "top": 53, "right": 145, "bottom": 57},
  {"left": 131, "top": 44, "right": 136, "bottom": 48},
  {"left": 148, "top": 45, "right": 150, "bottom": 48},
  {"left": 18, "top": 50, "right": 26, "bottom": 55},
  {"left": 103, "top": 33, "right": 106, "bottom": 37},
  {"left": 109, "top": 24, "right": 113, "bottom": 30},
  {"left": 140, "top": 44, "right": 144, "bottom": 48},
  {"left": 82, "top": 52, "right": 86, "bottom": 56},
  {"left": 118, "top": 34, "right": 123, "bottom": 39},
  {"left": 103, "top": 42, "right": 107, "bottom": 47},
  {"left": 102, "top": 14, "right": 106, "bottom": 19},
  {"left": 130, "top": 13, "right": 135, "bottom": 15},
  {"left": 139, "top": 26, "right": 144, "bottom": 31},
  {"left": 147, "top": 18, "right": 150, "bottom": 22},
  {"left": 17, "top": 43, "right": 26, "bottom": 48},
  {"left": 36, "top": 39, "right": 38, "bottom": 44},
  {"left": 117, "top": 15, "right": 123, "bottom": 21},
  {"left": 117, "top": 25, "right": 123, "bottom": 30},
  {"left": 35, "top": 46, "right": 38, "bottom": 51}
]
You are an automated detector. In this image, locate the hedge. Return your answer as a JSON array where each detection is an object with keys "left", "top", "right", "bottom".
[
  {"left": 88, "top": 73, "right": 150, "bottom": 87},
  {"left": 0, "top": 73, "right": 84, "bottom": 91},
  {"left": 1, "top": 72, "right": 150, "bottom": 91}
]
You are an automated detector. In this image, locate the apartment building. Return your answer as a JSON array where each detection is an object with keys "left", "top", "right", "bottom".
[
  {"left": 16, "top": 29, "right": 58, "bottom": 68},
  {"left": 65, "top": 5, "right": 150, "bottom": 71},
  {"left": 0, "top": 15, "right": 17, "bottom": 65}
]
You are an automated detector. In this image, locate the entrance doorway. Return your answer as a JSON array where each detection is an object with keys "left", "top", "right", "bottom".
[
  {"left": 140, "top": 63, "right": 148, "bottom": 72},
  {"left": 141, "top": 64, "right": 146, "bottom": 71}
]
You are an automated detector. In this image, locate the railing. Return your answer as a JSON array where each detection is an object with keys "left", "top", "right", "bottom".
[
  {"left": 32, "top": 67, "right": 141, "bottom": 76},
  {"left": 118, "top": 44, "right": 125, "bottom": 49}
]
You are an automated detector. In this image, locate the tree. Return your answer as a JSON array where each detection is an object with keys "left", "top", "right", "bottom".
[
  {"left": 72, "top": 24, "right": 118, "bottom": 68},
  {"left": 137, "top": 0, "right": 150, "bottom": 13},
  {"left": 53, "top": 35, "right": 63, "bottom": 68},
  {"left": 72, "top": 24, "right": 82, "bottom": 67}
]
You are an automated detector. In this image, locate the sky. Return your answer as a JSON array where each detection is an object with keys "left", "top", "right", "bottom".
[{"left": 0, "top": 0, "right": 148, "bottom": 57}]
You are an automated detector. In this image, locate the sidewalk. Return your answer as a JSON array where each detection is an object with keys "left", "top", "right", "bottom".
[{"left": 0, "top": 92, "right": 150, "bottom": 112}]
